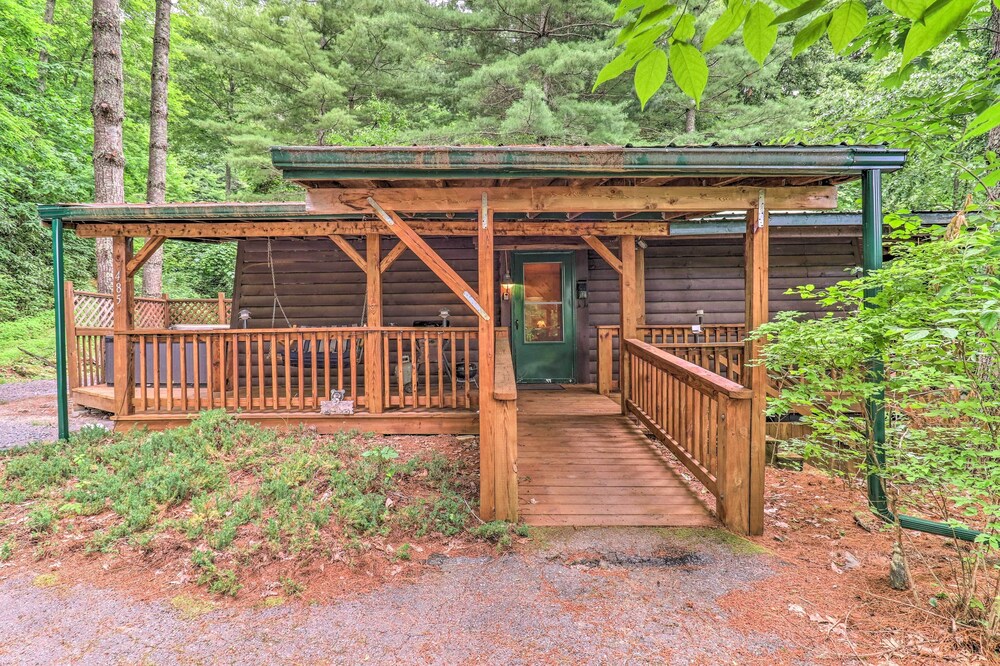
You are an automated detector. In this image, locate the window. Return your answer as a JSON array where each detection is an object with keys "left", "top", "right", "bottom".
[{"left": 522, "top": 262, "right": 563, "bottom": 343}]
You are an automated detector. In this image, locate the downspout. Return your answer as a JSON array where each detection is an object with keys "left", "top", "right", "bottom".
[
  {"left": 861, "top": 170, "right": 979, "bottom": 542},
  {"left": 52, "top": 217, "right": 70, "bottom": 441}
]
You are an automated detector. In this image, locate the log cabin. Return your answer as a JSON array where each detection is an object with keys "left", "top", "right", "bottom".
[{"left": 41, "top": 144, "right": 908, "bottom": 535}]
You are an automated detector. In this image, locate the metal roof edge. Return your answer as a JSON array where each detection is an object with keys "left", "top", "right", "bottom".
[{"left": 270, "top": 145, "right": 908, "bottom": 180}]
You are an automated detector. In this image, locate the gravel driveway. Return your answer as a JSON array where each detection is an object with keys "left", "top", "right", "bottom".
[
  {"left": 0, "top": 529, "right": 793, "bottom": 665},
  {"left": 0, "top": 380, "right": 112, "bottom": 450}
]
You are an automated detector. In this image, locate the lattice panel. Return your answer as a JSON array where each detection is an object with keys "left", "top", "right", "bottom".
[
  {"left": 73, "top": 293, "right": 113, "bottom": 328},
  {"left": 136, "top": 299, "right": 168, "bottom": 329},
  {"left": 167, "top": 300, "right": 223, "bottom": 326}
]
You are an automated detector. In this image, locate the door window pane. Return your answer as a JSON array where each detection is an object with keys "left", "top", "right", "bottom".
[{"left": 522, "top": 262, "right": 563, "bottom": 343}]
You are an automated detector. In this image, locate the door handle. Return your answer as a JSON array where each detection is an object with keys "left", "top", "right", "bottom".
[{"left": 515, "top": 319, "right": 520, "bottom": 330}]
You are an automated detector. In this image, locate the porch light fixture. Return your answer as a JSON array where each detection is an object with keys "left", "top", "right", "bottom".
[
  {"left": 501, "top": 269, "right": 514, "bottom": 301},
  {"left": 238, "top": 308, "right": 251, "bottom": 328}
]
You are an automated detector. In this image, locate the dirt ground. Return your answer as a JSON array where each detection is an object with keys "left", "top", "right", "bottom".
[{"left": 0, "top": 383, "right": 995, "bottom": 665}]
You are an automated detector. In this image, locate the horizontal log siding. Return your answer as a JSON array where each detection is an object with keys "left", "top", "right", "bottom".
[
  {"left": 235, "top": 238, "right": 489, "bottom": 329},
  {"left": 586, "top": 236, "right": 859, "bottom": 381}
]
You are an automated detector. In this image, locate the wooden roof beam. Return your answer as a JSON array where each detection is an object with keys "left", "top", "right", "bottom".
[
  {"left": 367, "top": 197, "right": 490, "bottom": 321},
  {"left": 306, "top": 185, "right": 836, "bottom": 214},
  {"left": 71, "top": 219, "right": 674, "bottom": 238}
]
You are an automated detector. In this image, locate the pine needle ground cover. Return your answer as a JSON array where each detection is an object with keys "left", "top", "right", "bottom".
[{"left": 0, "top": 412, "right": 524, "bottom": 604}]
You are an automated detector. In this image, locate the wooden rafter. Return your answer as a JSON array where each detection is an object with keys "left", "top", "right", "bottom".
[
  {"left": 581, "top": 235, "right": 623, "bottom": 275},
  {"left": 367, "top": 197, "right": 490, "bottom": 321},
  {"left": 125, "top": 236, "right": 166, "bottom": 277},
  {"left": 328, "top": 234, "right": 366, "bottom": 271},
  {"left": 72, "top": 220, "right": 673, "bottom": 239},
  {"left": 307, "top": 185, "right": 837, "bottom": 214},
  {"left": 379, "top": 240, "right": 408, "bottom": 273}
]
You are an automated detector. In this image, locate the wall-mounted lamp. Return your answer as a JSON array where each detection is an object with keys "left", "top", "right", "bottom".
[
  {"left": 500, "top": 269, "right": 514, "bottom": 301},
  {"left": 238, "top": 308, "right": 252, "bottom": 329}
]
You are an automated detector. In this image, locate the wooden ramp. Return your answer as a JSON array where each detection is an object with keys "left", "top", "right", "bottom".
[{"left": 517, "top": 387, "right": 717, "bottom": 527}]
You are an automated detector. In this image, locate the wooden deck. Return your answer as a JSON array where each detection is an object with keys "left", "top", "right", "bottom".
[{"left": 517, "top": 387, "right": 717, "bottom": 527}]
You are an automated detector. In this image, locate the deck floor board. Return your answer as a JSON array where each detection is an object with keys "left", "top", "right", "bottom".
[{"left": 517, "top": 387, "right": 716, "bottom": 527}]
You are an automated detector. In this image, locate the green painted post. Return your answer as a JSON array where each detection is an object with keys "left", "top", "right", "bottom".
[
  {"left": 52, "top": 217, "right": 70, "bottom": 441},
  {"left": 861, "top": 170, "right": 888, "bottom": 515}
]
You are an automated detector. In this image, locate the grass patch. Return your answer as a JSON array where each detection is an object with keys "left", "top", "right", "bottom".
[
  {"left": 0, "top": 411, "right": 495, "bottom": 597},
  {"left": 170, "top": 594, "right": 217, "bottom": 620},
  {"left": 665, "top": 527, "right": 770, "bottom": 555},
  {"left": 0, "top": 312, "right": 56, "bottom": 382},
  {"left": 32, "top": 573, "right": 59, "bottom": 588}
]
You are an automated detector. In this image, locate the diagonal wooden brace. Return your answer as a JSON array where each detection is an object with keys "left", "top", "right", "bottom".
[
  {"left": 126, "top": 236, "right": 166, "bottom": 278},
  {"left": 367, "top": 197, "right": 490, "bottom": 321}
]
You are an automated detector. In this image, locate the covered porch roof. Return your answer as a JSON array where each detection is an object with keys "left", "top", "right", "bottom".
[{"left": 37, "top": 143, "right": 907, "bottom": 241}]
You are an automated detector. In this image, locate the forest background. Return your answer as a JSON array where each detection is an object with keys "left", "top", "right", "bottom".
[{"left": 0, "top": 0, "right": 994, "bottom": 376}]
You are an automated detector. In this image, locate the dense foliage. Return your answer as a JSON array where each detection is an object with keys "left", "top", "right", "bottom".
[
  {"left": 758, "top": 212, "right": 1000, "bottom": 643},
  {"left": 1, "top": 0, "right": 993, "bottom": 321}
]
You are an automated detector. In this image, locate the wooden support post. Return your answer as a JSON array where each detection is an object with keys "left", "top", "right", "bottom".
[
  {"left": 112, "top": 236, "right": 134, "bottom": 416},
  {"left": 365, "top": 233, "right": 384, "bottom": 414},
  {"left": 217, "top": 292, "right": 227, "bottom": 325},
  {"left": 619, "top": 238, "right": 638, "bottom": 415},
  {"left": 161, "top": 292, "right": 170, "bottom": 328},
  {"left": 64, "top": 281, "right": 79, "bottom": 391},
  {"left": 493, "top": 330, "right": 518, "bottom": 521},
  {"left": 478, "top": 195, "right": 497, "bottom": 521},
  {"left": 597, "top": 326, "right": 613, "bottom": 396},
  {"left": 716, "top": 395, "right": 751, "bottom": 535},
  {"left": 744, "top": 200, "right": 769, "bottom": 536},
  {"left": 635, "top": 243, "right": 646, "bottom": 326}
]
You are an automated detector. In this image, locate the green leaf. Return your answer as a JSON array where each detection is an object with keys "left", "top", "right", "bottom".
[
  {"left": 669, "top": 42, "right": 709, "bottom": 105},
  {"left": 773, "top": 0, "right": 825, "bottom": 25},
  {"left": 827, "top": 0, "right": 867, "bottom": 53},
  {"left": 963, "top": 102, "right": 1000, "bottom": 141},
  {"left": 673, "top": 13, "right": 696, "bottom": 42},
  {"left": 639, "top": 0, "right": 669, "bottom": 19},
  {"left": 981, "top": 311, "right": 1000, "bottom": 331},
  {"left": 792, "top": 12, "right": 831, "bottom": 56},
  {"left": 883, "top": 0, "right": 929, "bottom": 20},
  {"left": 940, "top": 327, "right": 959, "bottom": 340},
  {"left": 594, "top": 50, "right": 639, "bottom": 90},
  {"left": 743, "top": 2, "right": 778, "bottom": 65},
  {"left": 903, "top": 329, "right": 930, "bottom": 341},
  {"left": 901, "top": 0, "right": 976, "bottom": 67},
  {"left": 614, "top": 0, "right": 648, "bottom": 22},
  {"left": 634, "top": 48, "right": 668, "bottom": 110},
  {"left": 703, "top": 0, "right": 751, "bottom": 53}
]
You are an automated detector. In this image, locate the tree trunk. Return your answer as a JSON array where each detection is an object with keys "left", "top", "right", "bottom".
[
  {"left": 988, "top": 3, "right": 1000, "bottom": 201},
  {"left": 685, "top": 106, "right": 696, "bottom": 134},
  {"left": 92, "top": 0, "right": 125, "bottom": 294},
  {"left": 38, "top": 0, "right": 56, "bottom": 92},
  {"left": 143, "top": 0, "right": 171, "bottom": 297}
]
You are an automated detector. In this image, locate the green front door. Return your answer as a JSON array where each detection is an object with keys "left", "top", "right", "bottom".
[{"left": 512, "top": 252, "right": 576, "bottom": 383}]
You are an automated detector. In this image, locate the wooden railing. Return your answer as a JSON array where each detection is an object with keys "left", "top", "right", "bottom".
[
  {"left": 597, "top": 324, "right": 746, "bottom": 395},
  {"left": 623, "top": 338, "right": 752, "bottom": 534},
  {"left": 117, "top": 327, "right": 478, "bottom": 415}
]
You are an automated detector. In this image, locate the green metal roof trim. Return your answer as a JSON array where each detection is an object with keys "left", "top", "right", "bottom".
[{"left": 270, "top": 145, "right": 908, "bottom": 181}]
